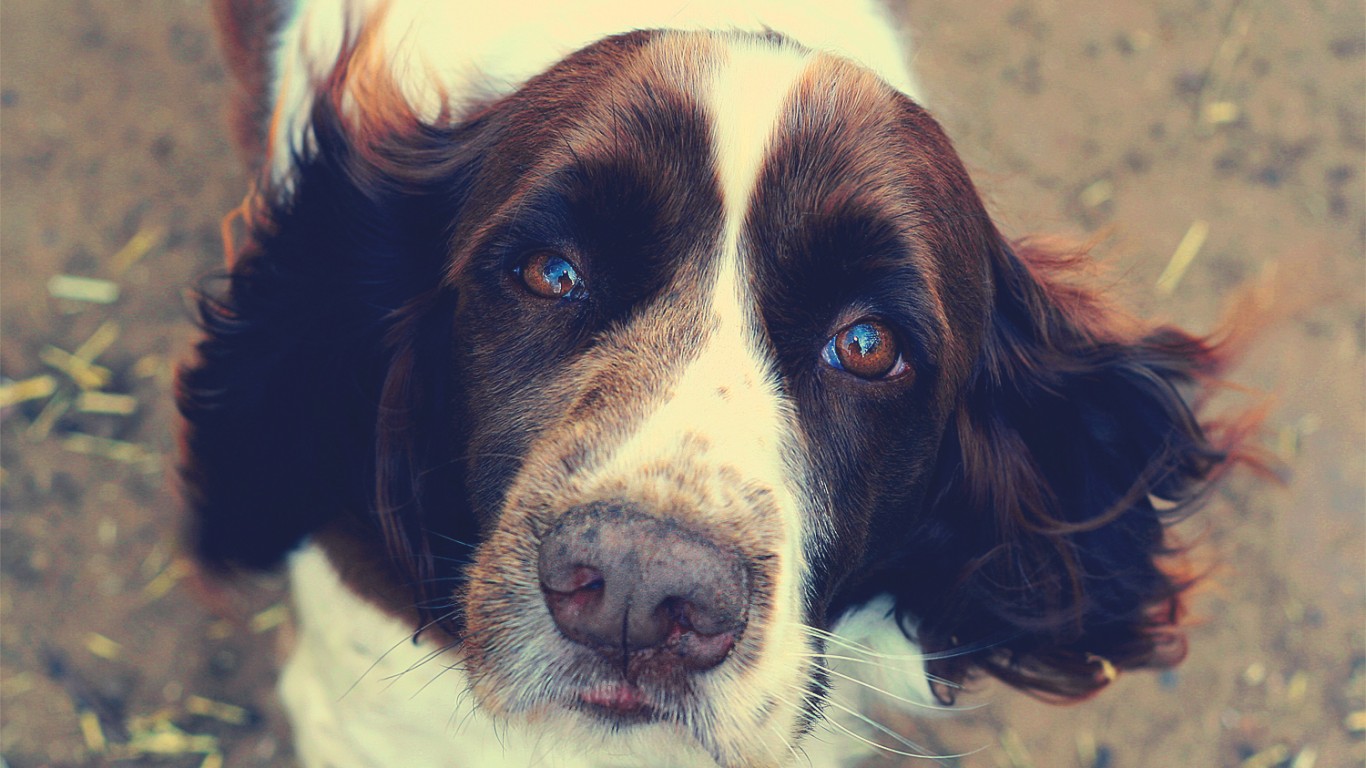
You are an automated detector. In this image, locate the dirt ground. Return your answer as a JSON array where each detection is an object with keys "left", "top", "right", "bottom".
[{"left": 0, "top": 1, "right": 1361, "bottom": 766}]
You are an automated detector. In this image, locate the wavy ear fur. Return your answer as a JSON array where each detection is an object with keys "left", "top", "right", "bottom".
[
  {"left": 899, "top": 237, "right": 1254, "bottom": 701},
  {"left": 175, "top": 90, "right": 468, "bottom": 575}
]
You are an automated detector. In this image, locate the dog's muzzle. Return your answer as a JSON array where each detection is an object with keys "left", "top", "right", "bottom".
[{"left": 538, "top": 502, "right": 752, "bottom": 715}]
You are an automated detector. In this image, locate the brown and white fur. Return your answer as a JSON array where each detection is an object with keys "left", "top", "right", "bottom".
[{"left": 180, "top": 2, "right": 1253, "bottom": 766}]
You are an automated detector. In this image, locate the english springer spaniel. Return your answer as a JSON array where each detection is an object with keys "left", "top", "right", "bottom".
[{"left": 179, "top": 1, "right": 1251, "bottom": 765}]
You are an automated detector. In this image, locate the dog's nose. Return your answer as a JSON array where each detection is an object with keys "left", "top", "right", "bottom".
[{"left": 538, "top": 503, "right": 750, "bottom": 671}]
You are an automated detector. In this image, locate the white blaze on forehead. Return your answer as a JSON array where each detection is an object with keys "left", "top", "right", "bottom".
[
  {"left": 585, "top": 39, "right": 810, "bottom": 504},
  {"left": 709, "top": 41, "right": 812, "bottom": 254}
]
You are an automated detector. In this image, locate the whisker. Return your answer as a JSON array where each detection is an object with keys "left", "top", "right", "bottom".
[
  {"left": 340, "top": 609, "right": 459, "bottom": 700},
  {"left": 794, "top": 622, "right": 1012, "bottom": 663},
  {"left": 767, "top": 720, "right": 810, "bottom": 768},
  {"left": 426, "top": 553, "right": 474, "bottom": 565},
  {"left": 413, "top": 573, "right": 471, "bottom": 585},
  {"left": 792, "top": 623, "right": 965, "bottom": 689},
  {"left": 447, "top": 682, "right": 483, "bottom": 736},
  {"left": 379, "top": 638, "right": 460, "bottom": 687},
  {"left": 814, "top": 664, "right": 964, "bottom": 711},
  {"left": 417, "top": 449, "right": 534, "bottom": 481},
  {"left": 753, "top": 718, "right": 789, "bottom": 768},
  {"left": 795, "top": 624, "right": 884, "bottom": 652},
  {"left": 410, "top": 652, "right": 465, "bottom": 700},
  {"left": 787, "top": 684, "right": 985, "bottom": 763},
  {"left": 796, "top": 653, "right": 964, "bottom": 691},
  {"left": 771, "top": 688, "right": 944, "bottom": 763},
  {"left": 405, "top": 594, "right": 461, "bottom": 614},
  {"left": 420, "top": 527, "right": 478, "bottom": 550}
]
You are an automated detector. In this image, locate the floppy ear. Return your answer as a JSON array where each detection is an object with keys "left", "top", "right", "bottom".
[
  {"left": 175, "top": 85, "right": 472, "bottom": 578},
  {"left": 896, "top": 237, "right": 1256, "bottom": 701}
]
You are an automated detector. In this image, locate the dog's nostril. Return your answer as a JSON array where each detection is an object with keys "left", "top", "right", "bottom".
[
  {"left": 542, "top": 564, "right": 604, "bottom": 595},
  {"left": 537, "top": 503, "right": 750, "bottom": 672},
  {"left": 542, "top": 564, "right": 607, "bottom": 624}
]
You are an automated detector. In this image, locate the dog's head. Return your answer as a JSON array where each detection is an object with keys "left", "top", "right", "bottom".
[{"left": 179, "top": 29, "right": 1248, "bottom": 765}]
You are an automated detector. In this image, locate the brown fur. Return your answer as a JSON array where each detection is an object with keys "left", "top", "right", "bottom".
[{"left": 211, "top": 0, "right": 288, "bottom": 168}]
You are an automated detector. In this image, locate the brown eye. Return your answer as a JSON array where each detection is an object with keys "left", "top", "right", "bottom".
[
  {"left": 822, "top": 319, "right": 908, "bottom": 380},
  {"left": 518, "top": 251, "right": 587, "bottom": 300}
]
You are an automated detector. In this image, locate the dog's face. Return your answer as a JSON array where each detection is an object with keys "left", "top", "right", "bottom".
[
  {"left": 181, "top": 27, "right": 1240, "bottom": 768},
  {"left": 433, "top": 33, "right": 986, "bottom": 760}
]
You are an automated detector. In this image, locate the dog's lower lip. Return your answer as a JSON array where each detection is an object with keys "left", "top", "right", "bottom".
[{"left": 580, "top": 682, "right": 653, "bottom": 719}]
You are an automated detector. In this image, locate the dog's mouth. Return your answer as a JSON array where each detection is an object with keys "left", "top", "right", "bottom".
[
  {"left": 568, "top": 676, "right": 752, "bottom": 768},
  {"left": 576, "top": 680, "right": 657, "bottom": 722},
  {"left": 559, "top": 651, "right": 702, "bottom": 728}
]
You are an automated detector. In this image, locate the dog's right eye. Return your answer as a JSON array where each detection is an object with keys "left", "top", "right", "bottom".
[
  {"left": 821, "top": 318, "right": 910, "bottom": 381},
  {"left": 516, "top": 251, "right": 588, "bottom": 301}
]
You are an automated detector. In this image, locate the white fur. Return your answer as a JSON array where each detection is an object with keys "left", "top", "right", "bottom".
[{"left": 267, "top": 0, "right": 920, "bottom": 185}]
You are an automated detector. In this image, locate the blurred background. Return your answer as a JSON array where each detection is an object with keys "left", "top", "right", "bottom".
[{"left": 1, "top": 1, "right": 1361, "bottom": 766}]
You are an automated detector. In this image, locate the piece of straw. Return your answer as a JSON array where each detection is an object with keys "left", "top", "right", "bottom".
[
  {"left": 47, "top": 275, "right": 120, "bottom": 304},
  {"left": 1156, "top": 220, "right": 1210, "bottom": 295}
]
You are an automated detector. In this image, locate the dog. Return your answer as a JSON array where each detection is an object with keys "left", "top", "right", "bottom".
[{"left": 178, "top": 1, "right": 1251, "bottom": 766}]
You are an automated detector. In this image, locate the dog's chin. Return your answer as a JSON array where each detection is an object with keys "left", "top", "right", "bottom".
[
  {"left": 479, "top": 675, "right": 769, "bottom": 768},
  {"left": 522, "top": 699, "right": 718, "bottom": 766}
]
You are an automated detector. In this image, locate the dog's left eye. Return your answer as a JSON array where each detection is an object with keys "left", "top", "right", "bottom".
[
  {"left": 516, "top": 251, "right": 588, "bottom": 301},
  {"left": 821, "top": 318, "right": 910, "bottom": 380}
]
